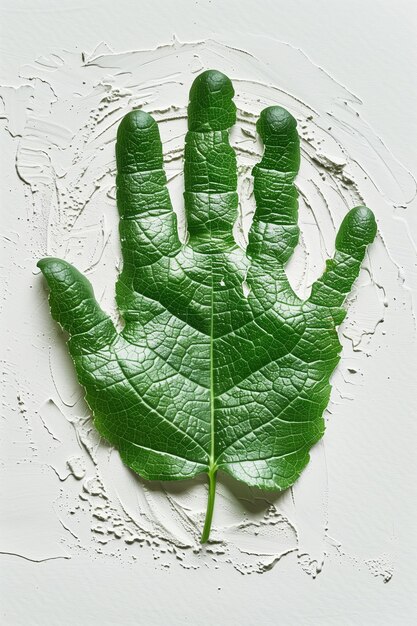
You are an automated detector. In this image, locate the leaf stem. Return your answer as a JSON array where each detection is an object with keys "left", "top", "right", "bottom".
[{"left": 200, "top": 467, "right": 217, "bottom": 544}]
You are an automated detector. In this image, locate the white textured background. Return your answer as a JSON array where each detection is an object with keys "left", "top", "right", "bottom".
[{"left": 1, "top": 1, "right": 416, "bottom": 624}]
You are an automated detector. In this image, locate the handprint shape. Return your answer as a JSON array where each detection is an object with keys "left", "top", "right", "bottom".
[{"left": 38, "top": 70, "right": 376, "bottom": 542}]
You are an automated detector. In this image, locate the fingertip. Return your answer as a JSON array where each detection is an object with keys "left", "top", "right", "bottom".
[
  {"left": 254, "top": 106, "right": 300, "bottom": 173},
  {"left": 349, "top": 206, "right": 377, "bottom": 241},
  {"left": 116, "top": 109, "right": 162, "bottom": 173},
  {"left": 336, "top": 206, "right": 377, "bottom": 253},
  {"left": 118, "top": 109, "right": 156, "bottom": 133},
  {"left": 257, "top": 106, "right": 297, "bottom": 142},
  {"left": 188, "top": 69, "right": 236, "bottom": 131},
  {"left": 37, "top": 257, "right": 48, "bottom": 272},
  {"left": 37, "top": 257, "right": 69, "bottom": 278},
  {"left": 37, "top": 259, "right": 115, "bottom": 348},
  {"left": 116, "top": 109, "right": 157, "bottom": 144},
  {"left": 37, "top": 257, "right": 91, "bottom": 294},
  {"left": 190, "top": 69, "right": 234, "bottom": 98}
]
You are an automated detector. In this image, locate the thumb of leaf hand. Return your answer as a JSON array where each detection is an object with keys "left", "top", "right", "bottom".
[{"left": 37, "top": 258, "right": 117, "bottom": 354}]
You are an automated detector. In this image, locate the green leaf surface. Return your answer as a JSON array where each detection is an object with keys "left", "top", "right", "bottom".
[{"left": 38, "top": 70, "right": 377, "bottom": 543}]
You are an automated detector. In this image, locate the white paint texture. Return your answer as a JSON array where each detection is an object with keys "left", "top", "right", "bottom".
[{"left": 1, "top": 2, "right": 416, "bottom": 625}]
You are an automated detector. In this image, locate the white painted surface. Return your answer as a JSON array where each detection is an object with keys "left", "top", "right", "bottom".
[{"left": 0, "top": 1, "right": 416, "bottom": 624}]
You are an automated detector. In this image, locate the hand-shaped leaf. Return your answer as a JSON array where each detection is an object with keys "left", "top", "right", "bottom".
[{"left": 38, "top": 70, "right": 376, "bottom": 542}]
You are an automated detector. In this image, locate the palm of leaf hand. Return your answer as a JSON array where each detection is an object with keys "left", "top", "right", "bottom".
[{"left": 38, "top": 70, "right": 376, "bottom": 542}]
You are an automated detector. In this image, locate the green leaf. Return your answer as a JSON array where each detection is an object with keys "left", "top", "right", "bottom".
[{"left": 38, "top": 70, "right": 377, "bottom": 543}]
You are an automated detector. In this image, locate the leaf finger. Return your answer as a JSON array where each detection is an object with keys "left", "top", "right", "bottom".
[
  {"left": 247, "top": 106, "right": 300, "bottom": 264},
  {"left": 309, "top": 206, "right": 377, "bottom": 307},
  {"left": 184, "top": 70, "right": 238, "bottom": 252},
  {"left": 116, "top": 110, "right": 181, "bottom": 267},
  {"left": 37, "top": 258, "right": 117, "bottom": 354}
]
